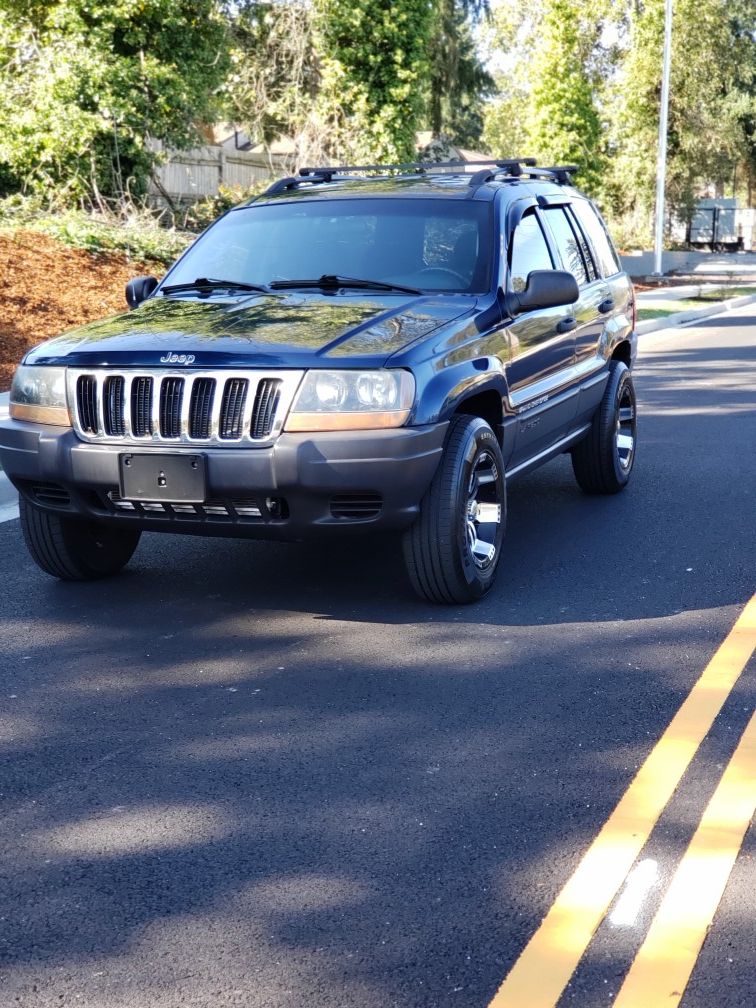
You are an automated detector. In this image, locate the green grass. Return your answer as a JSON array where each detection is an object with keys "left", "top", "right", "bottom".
[{"left": 637, "top": 287, "right": 756, "bottom": 321}]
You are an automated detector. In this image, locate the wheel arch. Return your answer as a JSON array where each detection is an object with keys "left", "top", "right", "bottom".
[{"left": 610, "top": 339, "right": 632, "bottom": 368}]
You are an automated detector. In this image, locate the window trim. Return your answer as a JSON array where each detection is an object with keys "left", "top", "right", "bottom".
[
  {"left": 540, "top": 205, "right": 594, "bottom": 289},
  {"left": 570, "top": 197, "right": 623, "bottom": 279}
]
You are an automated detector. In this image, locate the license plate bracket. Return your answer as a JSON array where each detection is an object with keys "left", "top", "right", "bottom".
[{"left": 119, "top": 453, "right": 206, "bottom": 503}]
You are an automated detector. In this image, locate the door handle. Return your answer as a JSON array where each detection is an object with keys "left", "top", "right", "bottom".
[
  {"left": 556, "top": 316, "right": 577, "bottom": 334},
  {"left": 598, "top": 298, "right": 615, "bottom": 314}
]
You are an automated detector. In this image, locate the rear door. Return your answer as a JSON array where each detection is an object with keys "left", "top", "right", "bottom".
[{"left": 539, "top": 204, "right": 611, "bottom": 374}]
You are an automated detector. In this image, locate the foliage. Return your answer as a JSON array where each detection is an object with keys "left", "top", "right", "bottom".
[
  {"left": 180, "top": 181, "right": 275, "bottom": 233},
  {"left": 607, "top": 0, "right": 756, "bottom": 244},
  {"left": 223, "top": 2, "right": 317, "bottom": 151},
  {"left": 311, "top": 0, "right": 434, "bottom": 163},
  {"left": 483, "top": 0, "right": 614, "bottom": 195},
  {"left": 0, "top": 195, "right": 192, "bottom": 265},
  {"left": 427, "top": 0, "right": 494, "bottom": 148},
  {"left": 0, "top": 1, "right": 231, "bottom": 202}
]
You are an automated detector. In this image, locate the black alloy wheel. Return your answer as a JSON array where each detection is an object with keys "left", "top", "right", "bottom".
[
  {"left": 403, "top": 414, "right": 506, "bottom": 604},
  {"left": 571, "top": 359, "right": 637, "bottom": 494}
]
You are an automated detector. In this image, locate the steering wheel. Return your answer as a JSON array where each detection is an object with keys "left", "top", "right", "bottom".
[{"left": 416, "top": 266, "right": 468, "bottom": 286}]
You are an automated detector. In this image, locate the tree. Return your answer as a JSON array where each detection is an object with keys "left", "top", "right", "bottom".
[
  {"left": 427, "top": 0, "right": 494, "bottom": 149},
  {"left": 223, "top": 1, "right": 317, "bottom": 151},
  {"left": 311, "top": 0, "right": 434, "bottom": 163},
  {"left": 607, "top": 0, "right": 756, "bottom": 244},
  {"left": 0, "top": 0, "right": 231, "bottom": 203},
  {"left": 482, "top": 0, "right": 615, "bottom": 190}
]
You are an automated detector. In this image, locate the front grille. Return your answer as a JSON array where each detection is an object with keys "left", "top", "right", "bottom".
[
  {"left": 68, "top": 369, "right": 303, "bottom": 448},
  {"left": 330, "top": 493, "right": 382, "bottom": 520}
]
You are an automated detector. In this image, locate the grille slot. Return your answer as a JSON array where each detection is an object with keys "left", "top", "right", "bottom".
[
  {"left": 159, "top": 376, "right": 184, "bottom": 438},
  {"left": 76, "top": 376, "right": 98, "bottom": 434},
  {"left": 219, "top": 378, "right": 248, "bottom": 439},
  {"left": 251, "top": 379, "right": 282, "bottom": 439},
  {"left": 189, "top": 378, "right": 215, "bottom": 438},
  {"left": 30, "top": 483, "right": 71, "bottom": 508},
  {"left": 104, "top": 376, "right": 125, "bottom": 436},
  {"left": 330, "top": 494, "right": 382, "bottom": 520},
  {"left": 131, "top": 377, "right": 154, "bottom": 437}
]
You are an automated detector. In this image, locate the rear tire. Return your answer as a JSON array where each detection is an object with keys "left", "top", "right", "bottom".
[
  {"left": 403, "top": 415, "right": 506, "bottom": 604},
  {"left": 571, "top": 360, "right": 637, "bottom": 494},
  {"left": 20, "top": 498, "right": 141, "bottom": 580}
]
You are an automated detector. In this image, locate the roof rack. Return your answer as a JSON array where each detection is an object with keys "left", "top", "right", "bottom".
[
  {"left": 467, "top": 160, "right": 579, "bottom": 187},
  {"left": 261, "top": 158, "right": 578, "bottom": 197}
]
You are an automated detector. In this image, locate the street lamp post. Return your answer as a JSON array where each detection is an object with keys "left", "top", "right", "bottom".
[{"left": 653, "top": 0, "right": 674, "bottom": 276}]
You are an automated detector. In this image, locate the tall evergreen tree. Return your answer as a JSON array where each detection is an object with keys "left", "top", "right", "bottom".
[{"left": 427, "top": 0, "right": 494, "bottom": 148}]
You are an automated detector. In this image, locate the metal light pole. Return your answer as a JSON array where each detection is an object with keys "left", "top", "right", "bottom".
[{"left": 653, "top": 0, "right": 674, "bottom": 275}]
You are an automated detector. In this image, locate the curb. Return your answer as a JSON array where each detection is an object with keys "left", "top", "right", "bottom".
[{"left": 636, "top": 292, "right": 756, "bottom": 336}]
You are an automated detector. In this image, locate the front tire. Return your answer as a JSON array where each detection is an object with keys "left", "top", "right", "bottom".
[
  {"left": 571, "top": 360, "right": 637, "bottom": 494},
  {"left": 403, "top": 415, "right": 506, "bottom": 604},
  {"left": 20, "top": 498, "right": 141, "bottom": 580}
]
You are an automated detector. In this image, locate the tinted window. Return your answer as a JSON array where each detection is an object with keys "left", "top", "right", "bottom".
[
  {"left": 164, "top": 198, "right": 492, "bottom": 294},
  {"left": 509, "top": 212, "right": 554, "bottom": 293},
  {"left": 543, "top": 208, "right": 589, "bottom": 286},
  {"left": 571, "top": 199, "right": 622, "bottom": 276}
]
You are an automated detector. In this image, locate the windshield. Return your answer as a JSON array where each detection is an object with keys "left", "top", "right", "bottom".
[{"left": 163, "top": 198, "right": 493, "bottom": 295}]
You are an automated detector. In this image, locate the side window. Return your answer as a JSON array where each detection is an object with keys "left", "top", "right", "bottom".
[
  {"left": 509, "top": 211, "right": 554, "bottom": 293},
  {"left": 566, "top": 206, "right": 599, "bottom": 282},
  {"left": 571, "top": 199, "right": 622, "bottom": 277},
  {"left": 543, "top": 208, "right": 590, "bottom": 286}
]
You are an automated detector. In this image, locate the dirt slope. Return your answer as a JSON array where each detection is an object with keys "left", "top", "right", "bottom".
[{"left": 0, "top": 231, "right": 156, "bottom": 391}]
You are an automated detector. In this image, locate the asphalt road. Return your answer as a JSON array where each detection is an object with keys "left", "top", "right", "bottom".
[{"left": 0, "top": 307, "right": 754, "bottom": 1008}]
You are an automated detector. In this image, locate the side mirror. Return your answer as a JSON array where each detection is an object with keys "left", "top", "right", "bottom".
[
  {"left": 125, "top": 275, "right": 159, "bottom": 310},
  {"left": 504, "top": 270, "right": 579, "bottom": 316}
]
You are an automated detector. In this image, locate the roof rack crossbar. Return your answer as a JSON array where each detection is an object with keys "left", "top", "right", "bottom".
[{"left": 262, "top": 158, "right": 579, "bottom": 198}]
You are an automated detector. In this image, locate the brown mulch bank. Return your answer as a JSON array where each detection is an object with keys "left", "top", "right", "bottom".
[{"left": 0, "top": 230, "right": 157, "bottom": 391}]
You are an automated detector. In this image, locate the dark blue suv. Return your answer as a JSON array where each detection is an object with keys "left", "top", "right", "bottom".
[{"left": 0, "top": 159, "right": 637, "bottom": 603}]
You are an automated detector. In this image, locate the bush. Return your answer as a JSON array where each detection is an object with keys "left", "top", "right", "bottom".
[{"left": 0, "top": 196, "right": 192, "bottom": 266}]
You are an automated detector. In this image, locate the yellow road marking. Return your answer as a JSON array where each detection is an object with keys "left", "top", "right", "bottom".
[
  {"left": 613, "top": 707, "right": 756, "bottom": 1008},
  {"left": 487, "top": 593, "right": 756, "bottom": 1008}
]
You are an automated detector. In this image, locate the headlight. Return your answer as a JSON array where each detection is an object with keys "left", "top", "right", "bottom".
[
  {"left": 9, "top": 365, "right": 71, "bottom": 426},
  {"left": 285, "top": 369, "right": 415, "bottom": 432}
]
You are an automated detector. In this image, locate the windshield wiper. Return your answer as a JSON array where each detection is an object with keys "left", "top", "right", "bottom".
[
  {"left": 161, "top": 277, "right": 269, "bottom": 295},
  {"left": 269, "top": 274, "right": 421, "bottom": 295}
]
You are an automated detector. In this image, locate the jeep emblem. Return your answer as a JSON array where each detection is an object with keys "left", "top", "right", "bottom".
[{"left": 160, "top": 352, "right": 195, "bottom": 365}]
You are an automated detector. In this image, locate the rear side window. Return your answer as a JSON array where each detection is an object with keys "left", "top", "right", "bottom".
[
  {"left": 571, "top": 200, "right": 622, "bottom": 277},
  {"left": 543, "top": 208, "right": 590, "bottom": 286},
  {"left": 509, "top": 211, "right": 554, "bottom": 293}
]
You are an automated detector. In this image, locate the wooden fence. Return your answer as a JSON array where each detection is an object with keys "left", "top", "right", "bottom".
[{"left": 147, "top": 141, "right": 291, "bottom": 205}]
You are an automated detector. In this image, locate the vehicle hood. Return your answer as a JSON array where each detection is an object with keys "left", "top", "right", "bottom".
[{"left": 23, "top": 290, "right": 477, "bottom": 369}]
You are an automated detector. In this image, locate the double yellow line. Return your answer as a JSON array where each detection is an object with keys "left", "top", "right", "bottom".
[{"left": 488, "top": 593, "right": 756, "bottom": 1008}]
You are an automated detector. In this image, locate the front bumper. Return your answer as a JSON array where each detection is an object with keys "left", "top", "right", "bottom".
[{"left": 0, "top": 418, "right": 447, "bottom": 539}]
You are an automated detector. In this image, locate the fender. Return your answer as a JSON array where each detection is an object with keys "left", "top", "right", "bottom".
[{"left": 409, "top": 356, "right": 511, "bottom": 426}]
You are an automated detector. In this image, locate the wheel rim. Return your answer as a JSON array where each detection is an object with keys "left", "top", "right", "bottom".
[
  {"left": 465, "top": 449, "right": 502, "bottom": 570},
  {"left": 615, "top": 384, "right": 636, "bottom": 471}
]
